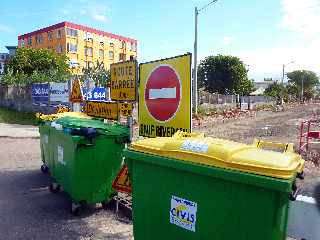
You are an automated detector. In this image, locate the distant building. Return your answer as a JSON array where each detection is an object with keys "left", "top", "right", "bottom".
[
  {"left": 0, "top": 53, "right": 9, "bottom": 75},
  {"left": 18, "top": 21, "right": 138, "bottom": 74},
  {"left": 6, "top": 46, "right": 17, "bottom": 57},
  {"left": 253, "top": 78, "right": 276, "bottom": 90},
  {"left": 0, "top": 46, "right": 17, "bottom": 76}
]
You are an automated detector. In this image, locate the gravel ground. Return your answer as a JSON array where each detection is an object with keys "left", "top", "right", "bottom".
[
  {"left": 1, "top": 103, "right": 319, "bottom": 239},
  {"left": 194, "top": 103, "right": 320, "bottom": 198},
  {"left": 0, "top": 134, "right": 133, "bottom": 240}
]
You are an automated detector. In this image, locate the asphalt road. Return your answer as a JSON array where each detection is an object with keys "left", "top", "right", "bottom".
[
  {"left": 0, "top": 124, "right": 133, "bottom": 240},
  {"left": 0, "top": 122, "right": 316, "bottom": 240}
]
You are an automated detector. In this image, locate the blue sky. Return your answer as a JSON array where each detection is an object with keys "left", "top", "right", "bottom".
[{"left": 0, "top": 0, "right": 319, "bottom": 81}]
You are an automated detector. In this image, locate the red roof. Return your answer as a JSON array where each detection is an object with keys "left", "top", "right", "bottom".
[{"left": 18, "top": 21, "right": 137, "bottom": 44}]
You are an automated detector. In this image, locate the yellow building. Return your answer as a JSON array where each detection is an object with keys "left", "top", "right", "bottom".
[{"left": 18, "top": 21, "right": 138, "bottom": 73}]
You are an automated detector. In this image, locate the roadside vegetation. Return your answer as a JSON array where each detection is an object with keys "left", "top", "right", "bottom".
[{"left": 0, "top": 107, "right": 36, "bottom": 125}]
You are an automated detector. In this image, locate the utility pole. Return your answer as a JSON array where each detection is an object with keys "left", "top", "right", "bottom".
[
  {"left": 301, "top": 75, "right": 304, "bottom": 102},
  {"left": 282, "top": 64, "right": 285, "bottom": 85},
  {"left": 281, "top": 61, "right": 295, "bottom": 104},
  {"left": 193, "top": 7, "right": 198, "bottom": 114},
  {"left": 193, "top": 0, "right": 218, "bottom": 115}
]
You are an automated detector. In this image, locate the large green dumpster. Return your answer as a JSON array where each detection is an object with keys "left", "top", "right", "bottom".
[
  {"left": 124, "top": 131, "right": 304, "bottom": 240},
  {"left": 39, "top": 123, "right": 52, "bottom": 173},
  {"left": 48, "top": 116, "right": 130, "bottom": 215},
  {"left": 38, "top": 112, "right": 91, "bottom": 173}
]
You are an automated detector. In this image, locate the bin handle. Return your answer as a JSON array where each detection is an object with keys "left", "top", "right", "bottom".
[
  {"left": 253, "top": 139, "right": 294, "bottom": 153},
  {"left": 76, "top": 143, "right": 94, "bottom": 149},
  {"left": 173, "top": 131, "right": 205, "bottom": 139}
]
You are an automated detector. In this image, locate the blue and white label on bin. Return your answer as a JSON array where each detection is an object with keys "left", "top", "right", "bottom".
[{"left": 170, "top": 196, "right": 197, "bottom": 232}]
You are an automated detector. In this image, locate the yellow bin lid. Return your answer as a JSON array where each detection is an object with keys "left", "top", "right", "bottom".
[{"left": 130, "top": 131, "right": 304, "bottom": 179}]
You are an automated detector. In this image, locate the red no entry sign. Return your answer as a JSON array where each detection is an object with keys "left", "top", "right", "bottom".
[{"left": 145, "top": 65, "right": 181, "bottom": 122}]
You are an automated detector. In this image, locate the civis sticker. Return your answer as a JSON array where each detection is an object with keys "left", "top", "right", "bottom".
[
  {"left": 170, "top": 196, "right": 197, "bottom": 232},
  {"left": 57, "top": 145, "right": 65, "bottom": 165},
  {"left": 43, "top": 134, "right": 48, "bottom": 144},
  {"left": 180, "top": 140, "right": 209, "bottom": 153}
]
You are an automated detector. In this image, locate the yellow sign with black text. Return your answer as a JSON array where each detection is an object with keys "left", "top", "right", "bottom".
[
  {"left": 118, "top": 103, "right": 133, "bottom": 117},
  {"left": 139, "top": 53, "right": 192, "bottom": 138},
  {"left": 84, "top": 101, "right": 118, "bottom": 120},
  {"left": 110, "top": 60, "right": 137, "bottom": 101},
  {"left": 84, "top": 102, "right": 133, "bottom": 119},
  {"left": 69, "top": 79, "right": 84, "bottom": 103}
]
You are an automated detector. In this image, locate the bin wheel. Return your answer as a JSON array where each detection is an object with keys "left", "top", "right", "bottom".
[
  {"left": 40, "top": 164, "right": 49, "bottom": 173},
  {"left": 71, "top": 202, "right": 82, "bottom": 216},
  {"left": 101, "top": 198, "right": 116, "bottom": 210},
  {"left": 49, "top": 182, "right": 60, "bottom": 193}
]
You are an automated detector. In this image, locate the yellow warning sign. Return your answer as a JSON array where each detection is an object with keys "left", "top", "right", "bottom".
[
  {"left": 69, "top": 79, "right": 84, "bottom": 103},
  {"left": 110, "top": 60, "right": 137, "bottom": 101},
  {"left": 118, "top": 103, "right": 133, "bottom": 117},
  {"left": 112, "top": 165, "right": 131, "bottom": 193},
  {"left": 84, "top": 101, "right": 118, "bottom": 120}
]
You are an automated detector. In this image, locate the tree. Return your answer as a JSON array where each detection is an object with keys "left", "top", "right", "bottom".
[
  {"left": 3, "top": 48, "right": 70, "bottom": 85},
  {"left": 264, "top": 82, "right": 285, "bottom": 98},
  {"left": 80, "top": 60, "right": 110, "bottom": 87},
  {"left": 6, "top": 48, "right": 69, "bottom": 75},
  {"left": 264, "top": 81, "right": 286, "bottom": 103},
  {"left": 286, "top": 70, "right": 319, "bottom": 100},
  {"left": 197, "top": 54, "right": 253, "bottom": 95}
]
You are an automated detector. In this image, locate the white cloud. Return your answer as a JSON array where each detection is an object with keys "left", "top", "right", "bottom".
[
  {"left": 237, "top": 39, "right": 320, "bottom": 80},
  {"left": 222, "top": 36, "right": 234, "bottom": 45},
  {"left": 92, "top": 14, "right": 108, "bottom": 23},
  {"left": 280, "top": 0, "right": 320, "bottom": 36},
  {"left": 60, "top": 0, "right": 111, "bottom": 24},
  {"left": 0, "top": 23, "right": 12, "bottom": 33}
]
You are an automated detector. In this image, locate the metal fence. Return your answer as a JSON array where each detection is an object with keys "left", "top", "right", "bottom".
[{"left": 199, "top": 92, "right": 274, "bottom": 105}]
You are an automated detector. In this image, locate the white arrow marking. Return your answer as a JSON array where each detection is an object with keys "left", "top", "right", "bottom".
[{"left": 149, "top": 87, "right": 176, "bottom": 99}]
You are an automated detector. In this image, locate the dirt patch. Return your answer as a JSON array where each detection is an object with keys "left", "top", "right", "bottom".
[{"left": 193, "top": 103, "right": 320, "bottom": 196}]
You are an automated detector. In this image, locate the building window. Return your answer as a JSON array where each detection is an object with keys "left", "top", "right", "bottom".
[
  {"left": 56, "top": 44, "right": 63, "bottom": 53},
  {"left": 27, "top": 37, "right": 32, "bottom": 46},
  {"left": 35, "top": 34, "right": 43, "bottom": 44},
  {"left": 109, "top": 51, "right": 114, "bottom": 59},
  {"left": 99, "top": 36, "right": 104, "bottom": 45},
  {"left": 47, "top": 32, "right": 53, "bottom": 40},
  {"left": 57, "top": 29, "right": 63, "bottom": 39},
  {"left": 66, "top": 28, "right": 78, "bottom": 37},
  {"left": 84, "top": 47, "right": 93, "bottom": 56},
  {"left": 131, "top": 42, "right": 137, "bottom": 51},
  {"left": 85, "top": 61, "right": 93, "bottom": 69},
  {"left": 119, "top": 53, "right": 126, "bottom": 61},
  {"left": 67, "top": 43, "right": 77, "bottom": 53},
  {"left": 99, "top": 49, "right": 104, "bottom": 59},
  {"left": 20, "top": 39, "right": 25, "bottom": 47},
  {"left": 83, "top": 32, "right": 93, "bottom": 41},
  {"left": 130, "top": 55, "right": 136, "bottom": 61},
  {"left": 120, "top": 41, "right": 126, "bottom": 49},
  {"left": 109, "top": 41, "right": 114, "bottom": 47}
]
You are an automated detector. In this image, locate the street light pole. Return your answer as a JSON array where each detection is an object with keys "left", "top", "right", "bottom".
[
  {"left": 193, "top": 7, "right": 198, "bottom": 114},
  {"left": 282, "top": 64, "right": 285, "bottom": 85},
  {"left": 193, "top": 0, "right": 218, "bottom": 115},
  {"left": 301, "top": 75, "right": 304, "bottom": 102}
]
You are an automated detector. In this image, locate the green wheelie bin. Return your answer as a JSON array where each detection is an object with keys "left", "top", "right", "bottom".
[
  {"left": 39, "top": 122, "right": 52, "bottom": 173},
  {"left": 38, "top": 112, "right": 92, "bottom": 173},
  {"left": 124, "top": 131, "right": 304, "bottom": 240},
  {"left": 48, "top": 116, "right": 130, "bottom": 215}
]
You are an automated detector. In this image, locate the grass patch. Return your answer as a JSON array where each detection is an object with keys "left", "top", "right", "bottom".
[{"left": 0, "top": 107, "right": 37, "bottom": 125}]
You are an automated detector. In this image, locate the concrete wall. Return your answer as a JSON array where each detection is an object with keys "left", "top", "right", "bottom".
[{"left": 0, "top": 84, "right": 56, "bottom": 113}]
